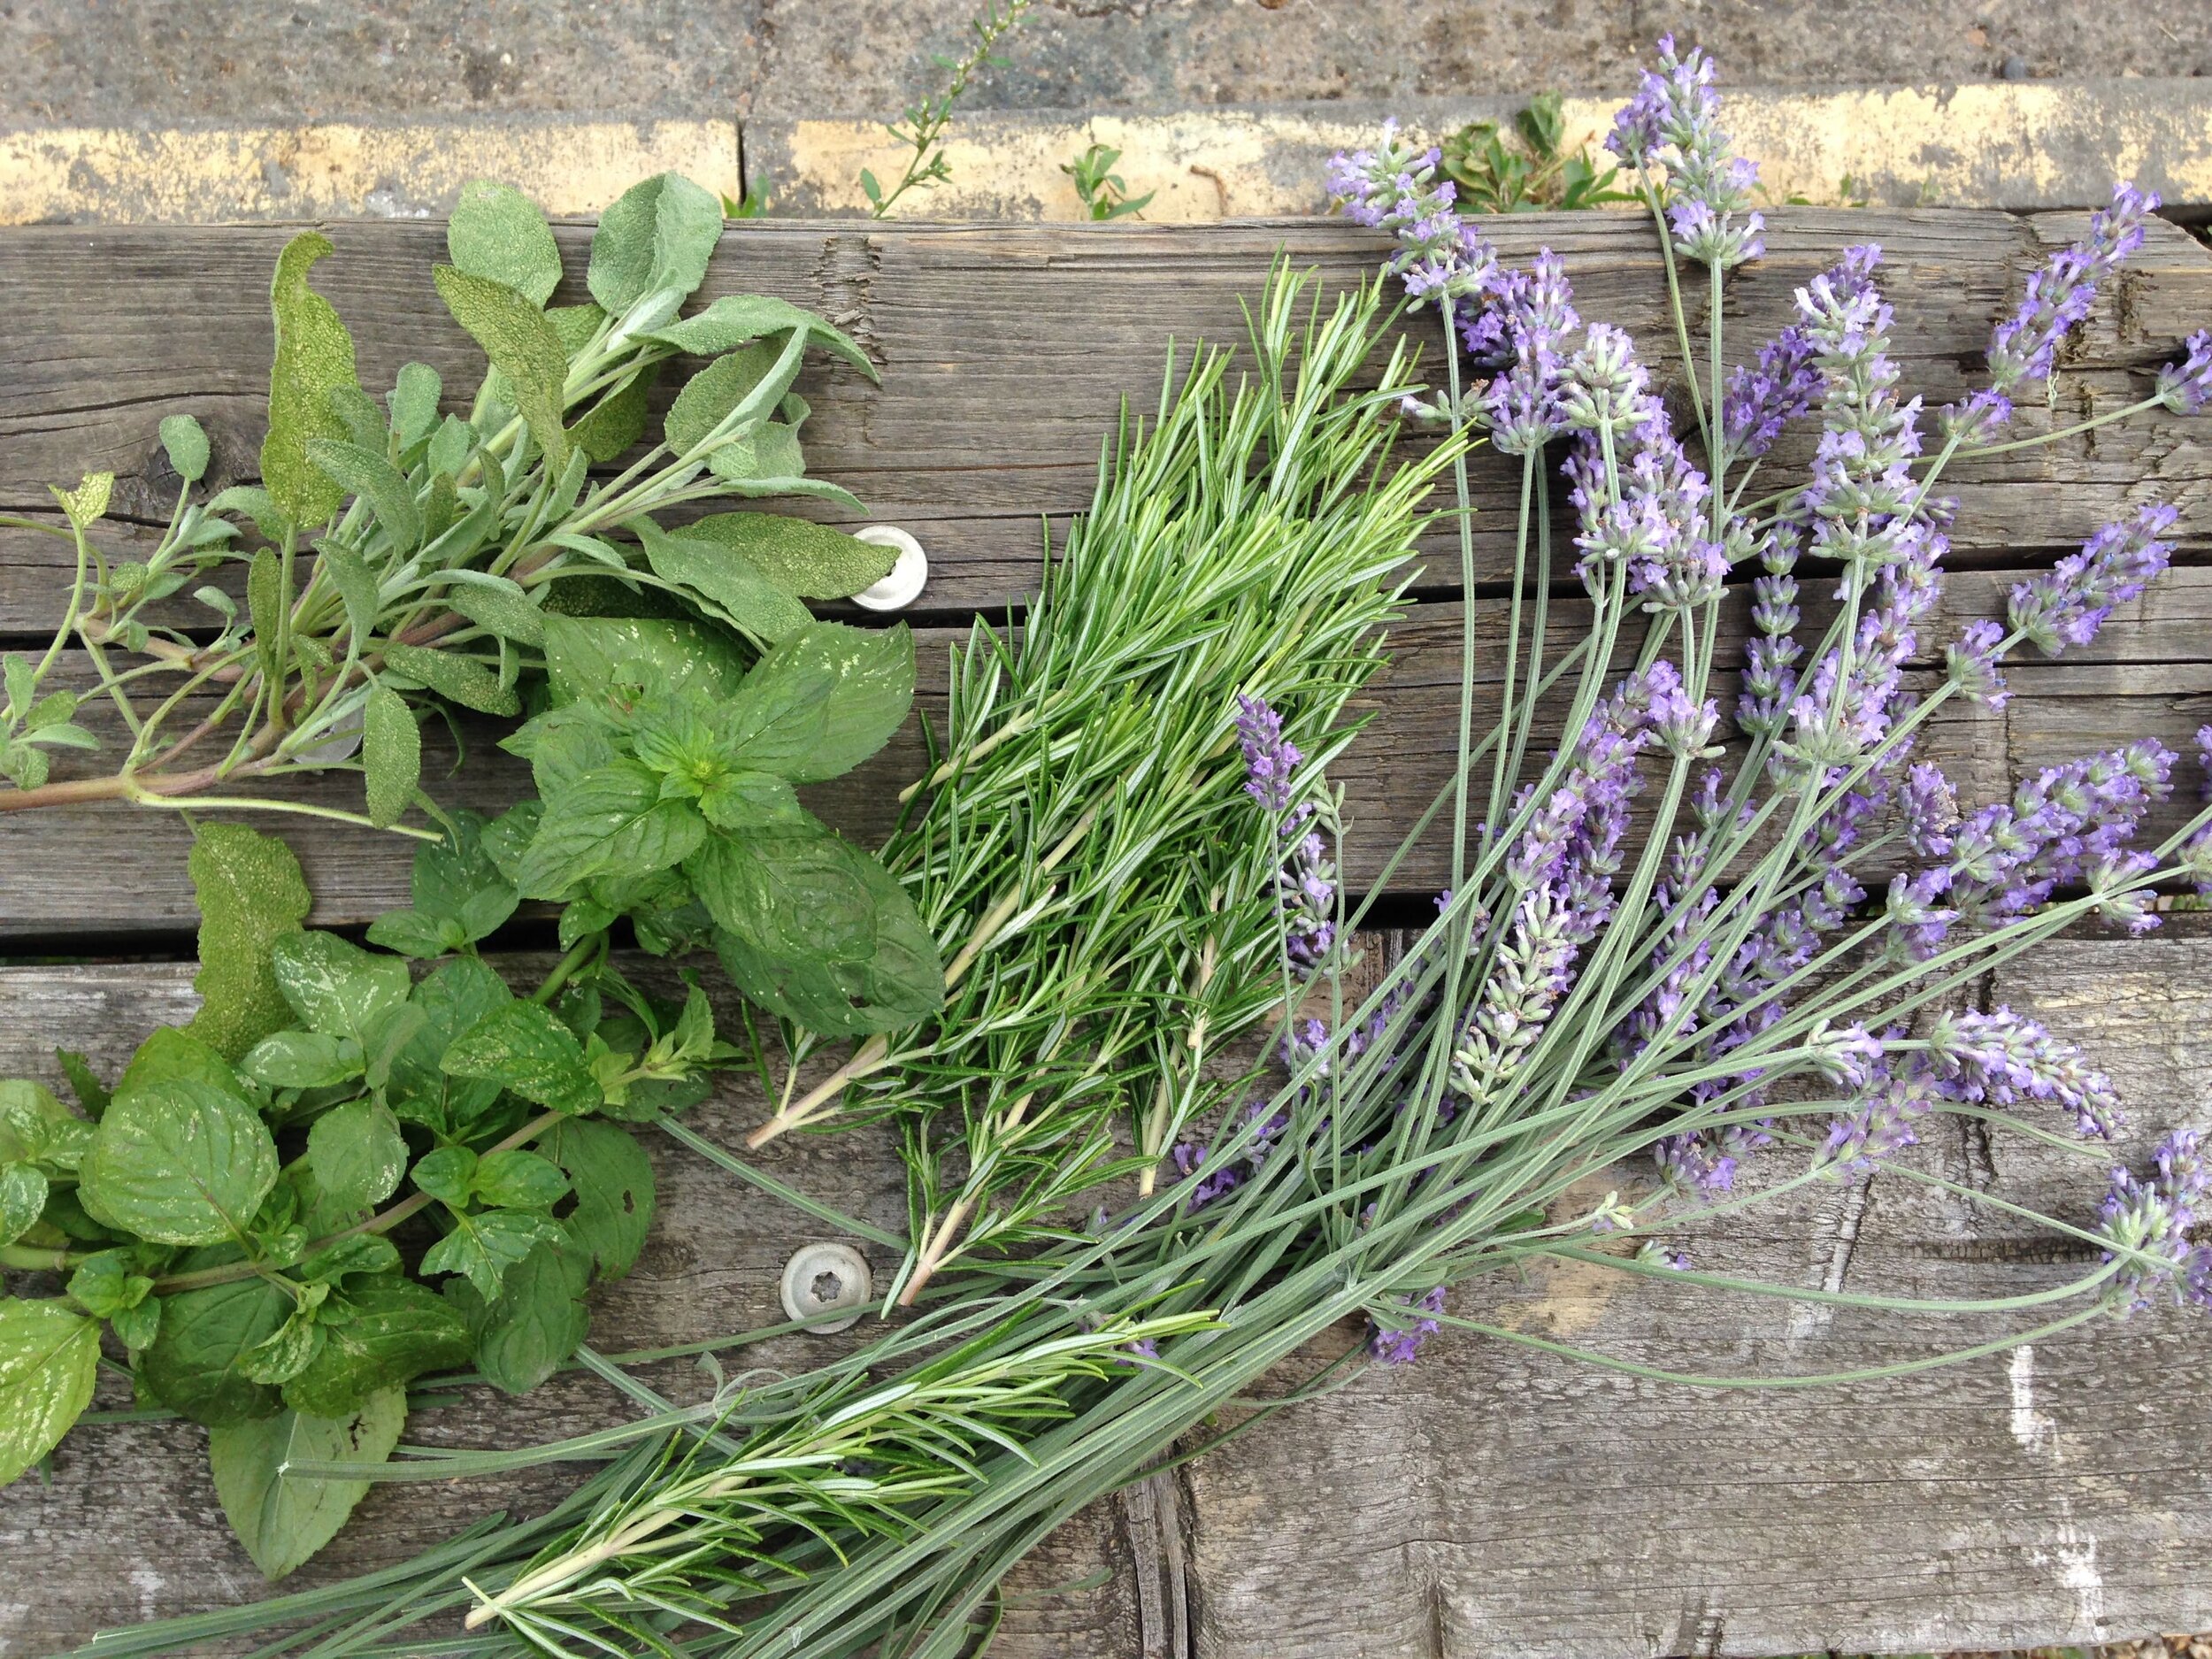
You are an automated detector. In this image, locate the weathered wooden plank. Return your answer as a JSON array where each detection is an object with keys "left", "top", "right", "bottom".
[
  {"left": 0, "top": 212, "right": 2205, "bottom": 632},
  {"left": 4, "top": 564, "right": 2208, "bottom": 938},
  {"left": 5, "top": 933, "right": 2210, "bottom": 1654}
]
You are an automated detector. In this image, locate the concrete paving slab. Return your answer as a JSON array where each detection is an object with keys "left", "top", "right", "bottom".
[
  {"left": 2, "top": 1, "right": 2208, "bottom": 128},
  {"left": 755, "top": 81, "right": 2212, "bottom": 218},
  {"left": 0, "top": 117, "right": 738, "bottom": 223}
]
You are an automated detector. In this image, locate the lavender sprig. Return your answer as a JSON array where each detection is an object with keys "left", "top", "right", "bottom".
[
  {"left": 2008, "top": 503, "right": 2178, "bottom": 655},
  {"left": 1948, "top": 181, "right": 2162, "bottom": 440}
]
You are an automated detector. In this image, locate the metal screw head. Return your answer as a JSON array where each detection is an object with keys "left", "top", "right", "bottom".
[{"left": 780, "top": 1241, "right": 872, "bottom": 1333}]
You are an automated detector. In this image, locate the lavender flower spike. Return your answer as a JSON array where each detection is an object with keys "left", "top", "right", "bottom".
[
  {"left": 1607, "top": 34, "right": 1764, "bottom": 269},
  {"left": 2008, "top": 503, "right": 2178, "bottom": 655},
  {"left": 1326, "top": 120, "right": 1497, "bottom": 309},
  {"left": 1370, "top": 1286, "right": 1448, "bottom": 1365},
  {"left": 1234, "top": 693, "right": 1302, "bottom": 812},
  {"left": 2097, "top": 1128, "right": 2212, "bottom": 1312},
  {"left": 1949, "top": 180, "right": 2162, "bottom": 440},
  {"left": 2156, "top": 329, "right": 2212, "bottom": 416}
]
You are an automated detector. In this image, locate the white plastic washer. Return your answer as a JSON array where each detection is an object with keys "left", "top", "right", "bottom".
[
  {"left": 780, "top": 1241, "right": 872, "bottom": 1333},
  {"left": 849, "top": 525, "right": 929, "bottom": 611}
]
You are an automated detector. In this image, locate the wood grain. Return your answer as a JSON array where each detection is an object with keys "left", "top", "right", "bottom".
[
  {"left": 0, "top": 212, "right": 2206, "bottom": 631},
  {"left": 3, "top": 933, "right": 2209, "bottom": 1655}
]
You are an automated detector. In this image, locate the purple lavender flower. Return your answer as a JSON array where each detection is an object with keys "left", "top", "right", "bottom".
[
  {"left": 1944, "top": 618, "right": 2010, "bottom": 708},
  {"left": 1924, "top": 1006, "right": 2124, "bottom": 1138},
  {"left": 2156, "top": 329, "right": 2212, "bottom": 416},
  {"left": 1720, "top": 246, "right": 1883, "bottom": 461},
  {"left": 2008, "top": 503, "right": 2178, "bottom": 655},
  {"left": 1481, "top": 250, "right": 1581, "bottom": 455},
  {"left": 1369, "top": 1285, "right": 1448, "bottom": 1365},
  {"left": 1947, "top": 740, "right": 2177, "bottom": 928},
  {"left": 1327, "top": 120, "right": 1497, "bottom": 309},
  {"left": 1824, "top": 1059, "right": 1940, "bottom": 1171},
  {"left": 1947, "top": 182, "right": 2161, "bottom": 438},
  {"left": 1903, "top": 763, "right": 1962, "bottom": 860},
  {"left": 1234, "top": 693, "right": 1301, "bottom": 811},
  {"left": 1607, "top": 35, "right": 1764, "bottom": 268},
  {"left": 2097, "top": 1127, "right": 2212, "bottom": 1312}
]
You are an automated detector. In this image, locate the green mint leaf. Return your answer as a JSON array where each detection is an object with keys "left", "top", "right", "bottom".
[
  {"left": 420, "top": 1210, "right": 565, "bottom": 1302},
  {"left": 646, "top": 295, "right": 875, "bottom": 381},
  {"left": 676, "top": 511, "right": 895, "bottom": 601},
  {"left": 516, "top": 759, "right": 707, "bottom": 898},
  {"left": 139, "top": 1271, "right": 291, "bottom": 1425},
  {"left": 446, "top": 580, "right": 545, "bottom": 648},
  {"left": 120, "top": 1026, "right": 242, "bottom": 1097},
  {"left": 380, "top": 641, "right": 520, "bottom": 717},
  {"left": 79, "top": 1078, "right": 279, "bottom": 1246},
  {"left": 0, "top": 1164, "right": 47, "bottom": 1246},
  {"left": 440, "top": 1003, "right": 600, "bottom": 1116},
  {"left": 385, "top": 958, "right": 515, "bottom": 1131},
  {"left": 270, "top": 932, "right": 411, "bottom": 1045},
  {"left": 388, "top": 362, "right": 443, "bottom": 448},
  {"left": 364, "top": 910, "right": 465, "bottom": 960},
  {"left": 361, "top": 685, "right": 421, "bottom": 829},
  {"left": 472, "top": 1148, "right": 569, "bottom": 1210},
  {"left": 541, "top": 1118, "right": 654, "bottom": 1277},
  {"left": 241, "top": 1030, "right": 363, "bottom": 1091},
  {"left": 184, "top": 818, "right": 312, "bottom": 1064},
  {"left": 307, "top": 439, "right": 423, "bottom": 555},
  {"left": 705, "top": 831, "right": 944, "bottom": 1037},
  {"left": 280, "top": 1279, "right": 471, "bottom": 1418},
  {"left": 159, "top": 414, "right": 211, "bottom": 485},
  {"left": 65, "top": 1249, "right": 153, "bottom": 1320},
  {"left": 0, "top": 1299, "right": 100, "bottom": 1484},
  {"left": 239, "top": 1296, "right": 326, "bottom": 1385},
  {"left": 539, "top": 615, "right": 746, "bottom": 709},
  {"left": 448, "top": 179, "right": 562, "bottom": 308},
  {"left": 262, "top": 233, "right": 360, "bottom": 527},
  {"left": 305, "top": 1101, "right": 407, "bottom": 1212},
  {"left": 298, "top": 1233, "right": 401, "bottom": 1285},
  {"left": 588, "top": 173, "right": 721, "bottom": 315},
  {"left": 0, "top": 1079, "right": 94, "bottom": 1171},
  {"left": 433, "top": 265, "right": 572, "bottom": 474},
  {"left": 633, "top": 515, "right": 812, "bottom": 647},
  {"left": 110, "top": 1296, "right": 162, "bottom": 1351},
  {"left": 445, "top": 1240, "right": 588, "bottom": 1395},
  {"left": 410, "top": 1146, "right": 478, "bottom": 1208},
  {"left": 696, "top": 769, "right": 804, "bottom": 832},
  {"left": 54, "top": 1050, "right": 111, "bottom": 1120},
  {"left": 208, "top": 1386, "right": 404, "bottom": 1582},
  {"left": 719, "top": 621, "right": 915, "bottom": 782}
]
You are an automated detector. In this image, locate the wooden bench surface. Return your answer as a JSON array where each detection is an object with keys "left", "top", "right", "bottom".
[{"left": 2, "top": 211, "right": 2209, "bottom": 1655}]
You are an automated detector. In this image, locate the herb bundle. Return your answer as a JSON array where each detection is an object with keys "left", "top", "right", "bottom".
[
  {"left": 746, "top": 266, "right": 1459, "bottom": 1301},
  {"left": 0, "top": 172, "right": 900, "bottom": 841},
  {"left": 32, "top": 36, "right": 2212, "bottom": 1655},
  {"left": 0, "top": 171, "right": 956, "bottom": 1579}
]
